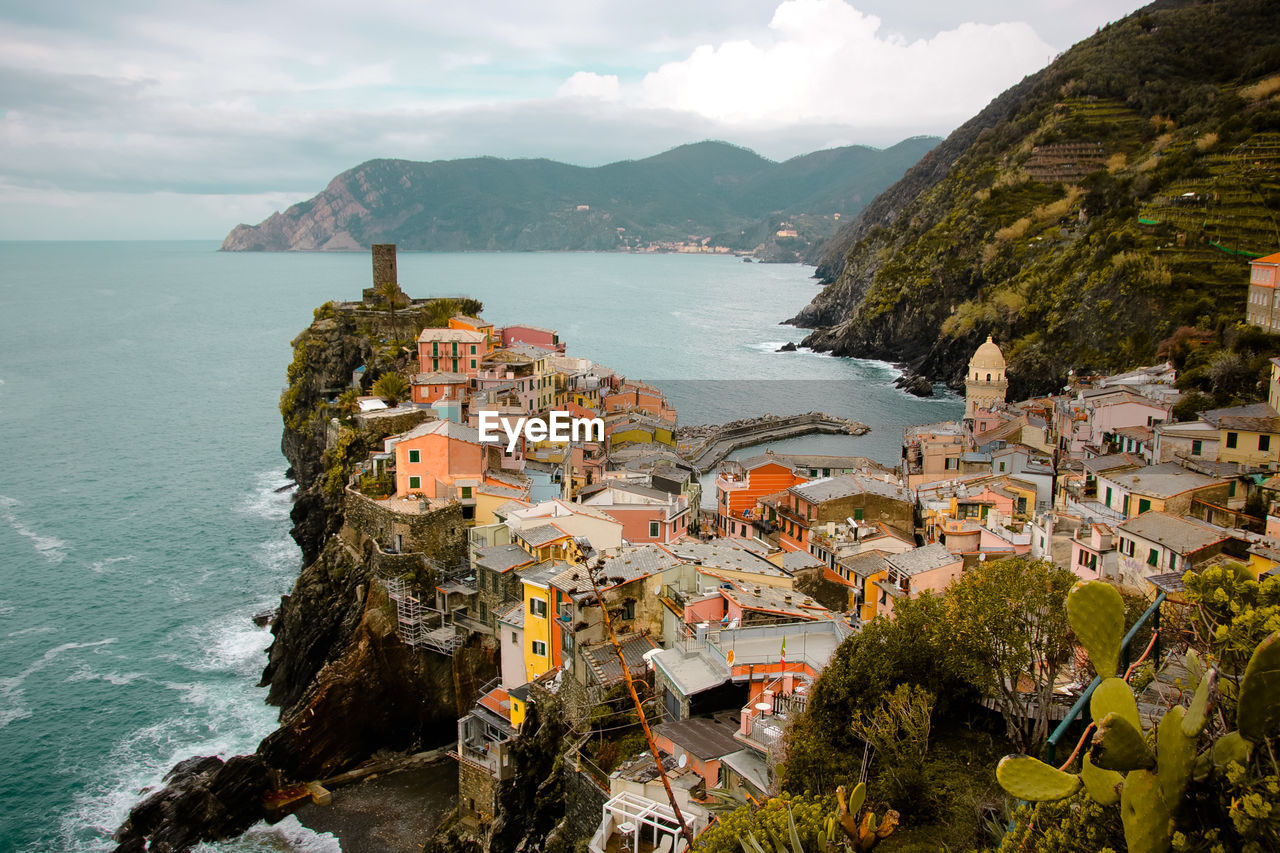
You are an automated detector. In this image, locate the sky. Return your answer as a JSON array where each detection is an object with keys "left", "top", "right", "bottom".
[{"left": 0, "top": 0, "right": 1151, "bottom": 239}]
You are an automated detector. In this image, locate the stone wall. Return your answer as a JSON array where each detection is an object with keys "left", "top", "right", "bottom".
[
  {"left": 561, "top": 759, "right": 610, "bottom": 845},
  {"left": 342, "top": 490, "right": 468, "bottom": 565},
  {"left": 457, "top": 759, "right": 498, "bottom": 825}
]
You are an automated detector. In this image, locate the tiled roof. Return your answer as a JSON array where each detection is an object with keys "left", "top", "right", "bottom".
[
  {"left": 475, "top": 544, "right": 536, "bottom": 573},
  {"left": 581, "top": 634, "right": 657, "bottom": 687},
  {"left": 790, "top": 474, "right": 910, "bottom": 504},
  {"left": 1100, "top": 462, "right": 1228, "bottom": 498},
  {"left": 1118, "top": 512, "right": 1228, "bottom": 555},
  {"left": 653, "top": 714, "right": 742, "bottom": 760},
  {"left": 886, "top": 543, "right": 959, "bottom": 577},
  {"left": 665, "top": 541, "right": 786, "bottom": 576},
  {"left": 514, "top": 524, "right": 570, "bottom": 548}
]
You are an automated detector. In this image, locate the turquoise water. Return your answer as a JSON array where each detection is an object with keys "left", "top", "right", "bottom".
[{"left": 0, "top": 243, "right": 961, "bottom": 852}]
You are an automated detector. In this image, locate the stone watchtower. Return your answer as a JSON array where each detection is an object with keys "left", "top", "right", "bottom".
[
  {"left": 965, "top": 336, "right": 1008, "bottom": 419},
  {"left": 363, "top": 244, "right": 404, "bottom": 305}
]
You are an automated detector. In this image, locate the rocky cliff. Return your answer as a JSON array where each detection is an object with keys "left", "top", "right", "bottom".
[
  {"left": 220, "top": 139, "right": 939, "bottom": 254},
  {"left": 114, "top": 298, "right": 495, "bottom": 852},
  {"left": 790, "top": 0, "right": 1280, "bottom": 397}
]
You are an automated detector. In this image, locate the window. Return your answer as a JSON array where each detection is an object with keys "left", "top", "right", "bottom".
[
  {"left": 408, "top": 449, "right": 420, "bottom": 463},
  {"left": 530, "top": 598, "right": 546, "bottom": 617},
  {"left": 1168, "top": 553, "right": 1177, "bottom": 571},
  {"left": 1147, "top": 548, "right": 1159, "bottom": 567},
  {"left": 471, "top": 345, "right": 477, "bottom": 354},
  {"left": 853, "top": 508, "right": 864, "bottom": 521},
  {"left": 1192, "top": 439, "right": 1203, "bottom": 456},
  {"left": 531, "top": 640, "right": 547, "bottom": 657},
  {"left": 1105, "top": 486, "right": 1113, "bottom": 506},
  {"left": 408, "top": 476, "right": 421, "bottom": 490},
  {"left": 945, "top": 457, "right": 959, "bottom": 470},
  {"left": 461, "top": 486, "right": 472, "bottom": 499},
  {"left": 511, "top": 632, "right": 517, "bottom": 644},
  {"left": 622, "top": 600, "right": 636, "bottom": 620},
  {"left": 649, "top": 520, "right": 660, "bottom": 537},
  {"left": 1262, "top": 435, "right": 1272, "bottom": 452},
  {"left": 471, "top": 360, "right": 477, "bottom": 369},
  {"left": 1227, "top": 432, "right": 1239, "bottom": 449},
  {"left": 1138, "top": 498, "right": 1151, "bottom": 514}
]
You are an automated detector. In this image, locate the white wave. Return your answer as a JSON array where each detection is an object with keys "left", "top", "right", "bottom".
[
  {"left": 256, "top": 537, "right": 301, "bottom": 576},
  {"left": 9, "top": 626, "right": 56, "bottom": 639},
  {"left": 196, "top": 816, "right": 343, "bottom": 853},
  {"left": 239, "top": 470, "right": 296, "bottom": 522},
  {"left": 0, "top": 494, "right": 69, "bottom": 563},
  {"left": 0, "top": 638, "right": 116, "bottom": 731},
  {"left": 64, "top": 662, "right": 144, "bottom": 686},
  {"left": 89, "top": 555, "right": 136, "bottom": 574},
  {"left": 169, "top": 615, "right": 273, "bottom": 677},
  {"left": 52, "top": 681, "right": 280, "bottom": 853},
  {"left": 0, "top": 599, "right": 13, "bottom": 617}
]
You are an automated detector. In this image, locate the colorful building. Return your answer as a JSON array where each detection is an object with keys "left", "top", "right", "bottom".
[{"left": 417, "top": 327, "right": 487, "bottom": 377}]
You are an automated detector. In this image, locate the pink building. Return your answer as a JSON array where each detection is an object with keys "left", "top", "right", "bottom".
[
  {"left": 1058, "top": 389, "right": 1171, "bottom": 455},
  {"left": 410, "top": 371, "right": 469, "bottom": 407},
  {"left": 418, "top": 328, "right": 487, "bottom": 377},
  {"left": 873, "top": 544, "right": 963, "bottom": 620},
  {"left": 579, "top": 481, "right": 691, "bottom": 543},
  {"left": 1070, "top": 522, "right": 1117, "bottom": 581},
  {"left": 499, "top": 323, "right": 565, "bottom": 353}
]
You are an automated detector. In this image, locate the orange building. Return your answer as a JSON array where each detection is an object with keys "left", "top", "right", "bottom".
[
  {"left": 448, "top": 315, "right": 497, "bottom": 351},
  {"left": 1246, "top": 251, "right": 1280, "bottom": 333},
  {"left": 715, "top": 455, "right": 807, "bottom": 539},
  {"left": 392, "top": 419, "right": 486, "bottom": 500}
]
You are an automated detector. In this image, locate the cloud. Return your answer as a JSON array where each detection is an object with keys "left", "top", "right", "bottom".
[
  {"left": 556, "top": 71, "right": 621, "bottom": 101},
  {"left": 636, "top": 0, "right": 1054, "bottom": 126}
]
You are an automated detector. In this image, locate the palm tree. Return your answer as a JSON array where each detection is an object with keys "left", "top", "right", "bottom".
[
  {"left": 336, "top": 387, "right": 361, "bottom": 416},
  {"left": 376, "top": 279, "right": 403, "bottom": 314},
  {"left": 371, "top": 372, "right": 409, "bottom": 406}
]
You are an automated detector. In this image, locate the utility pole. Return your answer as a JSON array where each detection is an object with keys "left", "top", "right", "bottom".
[{"left": 570, "top": 538, "right": 694, "bottom": 849}]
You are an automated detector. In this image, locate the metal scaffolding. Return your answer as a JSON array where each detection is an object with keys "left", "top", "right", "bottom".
[{"left": 382, "top": 577, "right": 464, "bottom": 654}]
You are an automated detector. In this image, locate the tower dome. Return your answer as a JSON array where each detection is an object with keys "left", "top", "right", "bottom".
[
  {"left": 965, "top": 336, "right": 1008, "bottom": 420},
  {"left": 970, "top": 336, "right": 1006, "bottom": 371}
]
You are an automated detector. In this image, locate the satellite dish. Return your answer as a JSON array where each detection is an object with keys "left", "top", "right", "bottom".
[{"left": 678, "top": 754, "right": 688, "bottom": 769}]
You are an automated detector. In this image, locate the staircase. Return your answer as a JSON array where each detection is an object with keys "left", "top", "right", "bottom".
[{"left": 1136, "top": 651, "right": 1192, "bottom": 729}]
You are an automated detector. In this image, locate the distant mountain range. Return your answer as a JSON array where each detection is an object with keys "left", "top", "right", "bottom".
[{"left": 219, "top": 138, "right": 940, "bottom": 256}]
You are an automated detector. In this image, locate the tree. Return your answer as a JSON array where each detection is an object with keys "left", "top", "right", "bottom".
[
  {"left": 335, "top": 387, "right": 361, "bottom": 416},
  {"left": 371, "top": 372, "right": 409, "bottom": 406},
  {"left": 782, "top": 593, "right": 970, "bottom": 795},
  {"left": 849, "top": 684, "right": 934, "bottom": 807},
  {"left": 944, "top": 557, "right": 1076, "bottom": 753},
  {"left": 375, "top": 279, "right": 404, "bottom": 314}
]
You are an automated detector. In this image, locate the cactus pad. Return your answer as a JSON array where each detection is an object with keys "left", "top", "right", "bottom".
[
  {"left": 1211, "top": 730, "right": 1253, "bottom": 769},
  {"left": 1120, "top": 769, "right": 1173, "bottom": 853},
  {"left": 996, "top": 754, "right": 1082, "bottom": 801},
  {"left": 1181, "top": 667, "right": 1215, "bottom": 737},
  {"left": 1080, "top": 753, "right": 1123, "bottom": 806},
  {"left": 1067, "top": 580, "right": 1125, "bottom": 678},
  {"left": 1092, "top": 676, "right": 1142, "bottom": 732},
  {"left": 1238, "top": 632, "right": 1280, "bottom": 742},
  {"left": 1184, "top": 648, "right": 1203, "bottom": 692},
  {"left": 1157, "top": 706, "right": 1194, "bottom": 807},
  {"left": 1092, "top": 712, "right": 1155, "bottom": 771}
]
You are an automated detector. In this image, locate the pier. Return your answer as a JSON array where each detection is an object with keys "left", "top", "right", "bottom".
[{"left": 677, "top": 412, "right": 870, "bottom": 473}]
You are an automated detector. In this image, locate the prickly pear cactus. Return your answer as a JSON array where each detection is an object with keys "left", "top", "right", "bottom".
[
  {"left": 1119, "top": 769, "right": 1172, "bottom": 853},
  {"left": 1155, "top": 707, "right": 1194, "bottom": 807},
  {"left": 1079, "top": 754, "right": 1122, "bottom": 806},
  {"left": 1237, "top": 633, "right": 1280, "bottom": 742},
  {"left": 1091, "top": 677, "right": 1142, "bottom": 731},
  {"left": 1091, "top": 711, "right": 1155, "bottom": 771},
  {"left": 1067, "top": 580, "right": 1126, "bottom": 678},
  {"left": 996, "top": 755, "right": 1082, "bottom": 801}
]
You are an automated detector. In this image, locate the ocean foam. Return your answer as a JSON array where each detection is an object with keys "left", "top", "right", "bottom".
[
  {"left": 195, "top": 816, "right": 343, "bottom": 852},
  {"left": 0, "top": 494, "right": 70, "bottom": 564},
  {"left": 88, "top": 555, "right": 136, "bottom": 574},
  {"left": 239, "top": 469, "right": 296, "bottom": 522},
  {"left": 0, "top": 638, "right": 116, "bottom": 731}
]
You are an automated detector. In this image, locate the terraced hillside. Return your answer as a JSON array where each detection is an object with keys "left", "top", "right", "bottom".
[{"left": 793, "top": 0, "right": 1280, "bottom": 397}]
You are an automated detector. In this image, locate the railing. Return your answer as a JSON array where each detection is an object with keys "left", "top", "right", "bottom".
[{"left": 1045, "top": 591, "right": 1166, "bottom": 765}]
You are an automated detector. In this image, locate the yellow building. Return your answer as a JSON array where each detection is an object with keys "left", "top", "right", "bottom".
[
  {"left": 520, "top": 564, "right": 559, "bottom": 683},
  {"left": 1216, "top": 408, "right": 1280, "bottom": 466}
]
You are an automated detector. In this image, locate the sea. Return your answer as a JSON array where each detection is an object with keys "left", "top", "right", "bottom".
[{"left": 0, "top": 242, "right": 963, "bottom": 852}]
